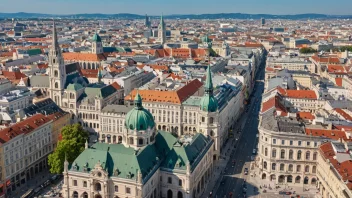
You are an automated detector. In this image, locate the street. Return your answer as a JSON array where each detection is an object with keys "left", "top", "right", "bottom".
[{"left": 213, "top": 57, "right": 266, "bottom": 198}]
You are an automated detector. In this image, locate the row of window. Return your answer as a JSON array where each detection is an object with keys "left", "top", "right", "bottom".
[
  {"left": 265, "top": 148, "right": 318, "bottom": 161},
  {"left": 263, "top": 136, "right": 318, "bottom": 147},
  {"left": 73, "top": 181, "right": 131, "bottom": 194},
  {"left": 263, "top": 162, "right": 316, "bottom": 173}
]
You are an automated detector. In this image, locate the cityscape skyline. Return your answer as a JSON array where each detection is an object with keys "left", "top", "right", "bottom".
[{"left": 1, "top": 0, "right": 352, "bottom": 15}]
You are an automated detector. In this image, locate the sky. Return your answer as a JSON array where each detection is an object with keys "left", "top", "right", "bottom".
[{"left": 1, "top": 0, "right": 352, "bottom": 15}]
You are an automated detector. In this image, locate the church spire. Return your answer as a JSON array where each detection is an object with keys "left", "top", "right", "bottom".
[
  {"left": 52, "top": 20, "right": 59, "bottom": 50},
  {"left": 134, "top": 90, "right": 143, "bottom": 110},
  {"left": 97, "top": 68, "right": 102, "bottom": 84},
  {"left": 205, "top": 64, "right": 213, "bottom": 95}
]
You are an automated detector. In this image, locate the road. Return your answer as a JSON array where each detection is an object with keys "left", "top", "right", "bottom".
[{"left": 214, "top": 56, "right": 266, "bottom": 198}]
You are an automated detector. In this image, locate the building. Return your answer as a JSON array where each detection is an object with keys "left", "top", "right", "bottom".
[
  {"left": 317, "top": 141, "right": 352, "bottom": 198},
  {"left": 158, "top": 14, "right": 166, "bottom": 45},
  {"left": 46, "top": 21, "right": 123, "bottom": 133},
  {"left": 0, "top": 89, "right": 33, "bottom": 111},
  {"left": 0, "top": 114, "right": 53, "bottom": 195},
  {"left": 62, "top": 93, "right": 214, "bottom": 198}
]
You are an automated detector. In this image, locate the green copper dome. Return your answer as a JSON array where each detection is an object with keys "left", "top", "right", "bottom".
[
  {"left": 92, "top": 33, "right": 102, "bottom": 42},
  {"left": 199, "top": 64, "right": 218, "bottom": 112},
  {"left": 125, "top": 92, "right": 155, "bottom": 131}
]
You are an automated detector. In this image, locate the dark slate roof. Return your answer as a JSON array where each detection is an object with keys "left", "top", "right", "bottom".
[
  {"left": 65, "top": 62, "right": 80, "bottom": 75},
  {"left": 23, "top": 98, "right": 64, "bottom": 116},
  {"left": 64, "top": 73, "right": 89, "bottom": 89}
]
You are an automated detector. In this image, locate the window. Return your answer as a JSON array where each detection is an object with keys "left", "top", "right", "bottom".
[
  {"left": 126, "top": 187, "right": 131, "bottom": 194},
  {"left": 280, "top": 164, "right": 285, "bottom": 171},
  {"left": 297, "top": 165, "right": 301, "bottom": 172},
  {"left": 95, "top": 183, "right": 101, "bottom": 191},
  {"left": 305, "top": 165, "right": 310, "bottom": 173},
  {"left": 83, "top": 181, "right": 87, "bottom": 187},
  {"left": 306, "top": 151, "right": 310, "bottom": 160},
  {"left": 313, "top": 152, "right": 317, "bottom": 160},
  {"left": 168, "top": 177, "right": 172, "bottom": 184},
  {"left": 288, "top": 164, "right": 293, "bottom": 171},
  {"left": 280, "top": 149, "right": 285, "bottom": 159},
  {"left": 179, "top": 179, "right": 182, "bottom": 186},
  {"left": 73, "top": 180, "right": 77, "bottom": 186},
  {"left": 297, "top": 150, "right": 302, "bottom": 160},
  {"left": 314, "top": 142, "right": 318, "bottom": 147},
  {"left": 263, "top": 161, "right": 267, "bottom": 169},
  {"left": 281, "top": 140, "right": 285, "bottom": 145},
  {"left": 273, "top": 139, "right": 276, "bottom": 144},
  {"left": 289, "top": 150, "right": 293, "bottom": 159},
  {"left": 265, "top": 148, "right": 268, "bottom": 156},
  {"left": 272, "top": 163, "right": 276, "bottom": 170},
  {"left": 312, "top": 166, "right": 316, "bottom": 173},
  {"left": 272, "top": 149, "right": 277, "bottom": 158},
  {"left": 115, "top": 185, "right": 118, "bottom": 192},
  {"left": 298, "top": 141, "right": 301, "bottom": 146}
]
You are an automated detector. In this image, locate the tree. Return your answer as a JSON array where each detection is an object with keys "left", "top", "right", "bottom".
[
  {"left": 208, "top": 48, "right": 218, "bottom": 57},
  {"left": 48, "top": 124, "right": 89, "bottom": 174},
  {"left": 340, "top": 46, "right": 352, "bottom": 52},
  {"left": 299, "top": 47, "right": 317, "bottom": 54}
]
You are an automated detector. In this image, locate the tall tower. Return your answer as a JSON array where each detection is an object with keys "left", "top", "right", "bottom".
[
  {"left": 91, "top": 32, "right": 103, "bottom": 54},
  {"left": 49, "top": 20, "right": 66, "bottom": 106},
  {"left": 158, "top": 14, "right": 166, "bottom": 45},
  {"left": 145, "top": 14, "right": 151, "bottom": 28},
  {"left": 199, "top": 64, "right": 220, "bottom": 159}
]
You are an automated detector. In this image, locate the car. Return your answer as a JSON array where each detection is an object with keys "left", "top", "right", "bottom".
[{"left": 252, "top": 149, "right": 256, "bottom": 154}]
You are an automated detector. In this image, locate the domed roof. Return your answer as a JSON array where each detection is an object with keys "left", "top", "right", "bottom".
[
  {"left": 125, "top": 92, "right": 155, "bottom": 131},
  {"left": 92, "top": 33, "right": 101, "bottom": 42},
  {"left": 199, "top": 64, "right": 218, "bottom": 112},
  {"left": 200, "top": 95, "right": 218, "bottom": 112}
]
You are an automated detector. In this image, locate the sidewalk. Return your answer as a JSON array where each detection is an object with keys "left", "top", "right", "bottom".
[
  {"left": 202, "top": 137, "right": 236, "bottom": 197},
  {"left": 8, "top": 170, "right": 53, "bottom": 198},
  {"left": 247, "top": 169, "right": 321, "bottom": 197}
]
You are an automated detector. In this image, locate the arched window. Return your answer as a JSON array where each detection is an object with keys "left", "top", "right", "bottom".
[
  {"left": 272, "top": 149, "right": 277, "bottom": 158},
  {"left": 311, "top": 178, "right": 317, "bottom": 185},
  {"left": 297, "top": 150, "right": 302, "bottom": 160},
  {"left": 295, "top": 176, "right": 301, "bottom": 183},
  {"left": 263, "top": 161, "right": 267, "bottom": 169},
  {"left": 280, "top": 164, "right": 285, "bottom": 171},
  {"left": 272, "top": 163, "right": 276, "bottom": 170},
  {"left": 313, "top": 152, "right": 317, "bottom": 160},
  {"left": 210, "top": 130, "right": 214, "bottom": 137},
  {"left": 209, "top": 117, "right": 214, "bottom": 124},
  {"left": 280, "top": 149, "right": 285, "bottom": 159},
  {"left": 297, "top": 165, "right": 301, "bottom": 172},
  {"left": 288, "top": 164, "right": 293, "bottom": 171},
  {"left": 287, "top": 175, "right": 293, "bottom": 183},
  {"left": 138, "top": 138, "right": 144, "bottom": 145},
  {"left": 289, "top": 150, "right": 293, "bottom": 159},
  {"left": 54, "top": 70, "right": 58, "bottom": 77},
  {"left": 73, "top": 191, "right": 78, "bottom": 198},
  {"left": 177, "top": 191, "right": 183, "bottom": 198},
  {"left": 167, "top": 190, "right": 173, "bottom": 198},
  {"left": 304, "top": 177, "right": 309, "bottom": 184},
  {"left": 55, "top": 82, "right": 59, "bottom": 89},
  {"left": 82, "top": 192, "right": 88, "bottom": 198},
  {"left": 312, "top": 166, "right": 316, "bottom": 173},
  {"left": 95, "top": 183, "right": 101, "bottom": 191},
  {"left": 305, "top": 165, "right": 310, "bottom": 173},
  {"left": 306, "top": 151, "right": 310, "bottom": 160}
]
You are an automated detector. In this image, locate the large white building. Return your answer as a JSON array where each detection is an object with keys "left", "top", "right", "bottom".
[{"left": 62, "top": 93, "right": 214, "bottom": 198}]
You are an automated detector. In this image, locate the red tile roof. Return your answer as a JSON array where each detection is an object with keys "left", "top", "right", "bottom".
[
  {"left": 261, "top": 95, "right": 287, "bottom": 115},
  {"left": 335, "top": 78, "right": 343, "bottom": 87},
  {"left": 1, "top": 71, "right": 27, "bottom": 80},
  {"left": 319, "top": 142, "right": 352, "bottom": 190},
  {"left": 125, "top": 79, "right": 203, "bottom": 104},
  {"left": 297, "top": 112, "right": 315, "bottom": 120},
  {"left": 111, "top": 82, "right": 122, "bottom": 90},
  {"left": 63, "top": 52, "right": 107, "bottom": 61},
  {"left": 81, "top": 69, "right": 98, "bottom": 78},
  {"left": 335, "top": 108, "right": 352, "bottom": 121},
  {"left": 277, "top": 87, "right": 317, "bottom": 99},
  {"left": 305, "top": 128, "right": 350, "bottom": 141},
  {"left": 0, "top": 114, "right": 51, "bottom": 145}
]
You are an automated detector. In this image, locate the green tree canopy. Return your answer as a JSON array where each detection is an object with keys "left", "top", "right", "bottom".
[
  {"left": 299, "top": 47, "right": 317, "bottom": 54},
  {"left": 209, "top": 48, "right": 218, "bottom": 57},
  {"left": 340, "top": 46, "right": 352, "bottom": 52},
  {"left": 48, "top": 124, "right": 89, "bottom": 174}
]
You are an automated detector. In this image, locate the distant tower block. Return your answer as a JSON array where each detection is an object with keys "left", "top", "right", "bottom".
[{"left": 261, "top": 18, "right": 265, "bottom": 26}]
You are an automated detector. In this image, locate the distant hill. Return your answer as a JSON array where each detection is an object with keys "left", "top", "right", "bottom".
[{"left": 0, "top": 12, "right": 352, "bottom": 19}]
